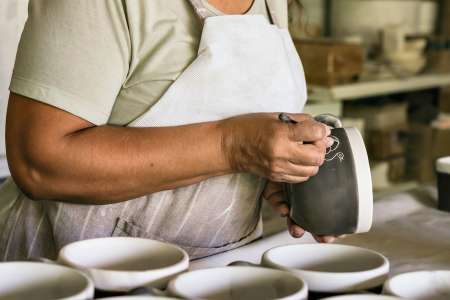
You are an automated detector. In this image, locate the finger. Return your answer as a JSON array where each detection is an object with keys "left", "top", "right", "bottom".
[
  {"left": 269, "top": 174, "right": 310, "bottom": 184},
  {"left": 262, "top": 181, "right": 284, "bottom": 199},
  {"left": 288, "top": 119, "right": 331, "bottom": 142},
  {"left": 287, "top": 144, "right": 326, "bottom": 166},
  {"left": 313, "top": 139, "right": 328, "bottom": 153},
  {"left": 313, "top": 235, "right": 336, "bottom": 243},
  {"left": 265, "top": 190, "right": 290, "bottom": 217},
  {"left": 286, "top": 113, "right": 313, "bottom": 123},
  {"left": 288, "top": 218, "right": 305, "bottom": 238},
  {"left": 278, "top": 162, "right": 319, "bottom": 178}
]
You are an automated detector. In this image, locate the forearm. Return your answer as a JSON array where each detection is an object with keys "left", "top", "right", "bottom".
[
  {"left": 10, "top": 122, "right": 230, "bottom": 204},
  {"left": 8, "top": 95, "right": 328, "bottom": 205}
]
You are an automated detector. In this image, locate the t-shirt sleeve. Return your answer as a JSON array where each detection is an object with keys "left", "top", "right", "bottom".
[{"left": 9, "top": 0, "right": 130, "bottom": 125}]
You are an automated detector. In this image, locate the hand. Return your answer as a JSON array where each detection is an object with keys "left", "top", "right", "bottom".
[
  {"left": 220, "top": 113, "right": 333, "bottom": 183},
  {"left": 263, "top": 181, "right": 337, "bottom": 243}
]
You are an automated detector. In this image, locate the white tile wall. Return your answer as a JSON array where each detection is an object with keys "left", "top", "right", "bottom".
[{"left": 0, "top": 0, "right": 28, "bottom": 176}]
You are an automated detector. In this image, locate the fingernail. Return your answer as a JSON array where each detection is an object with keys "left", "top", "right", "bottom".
[
  {"left": 278, "top": 204, "right": 289, "bottom": 217},
  {"left": 289, "top": 227, "right": 296, "bottom": 237},
  {"left": 327, "top": 237, "right": 336, "bottom": 243},
  {"left": 293, "top": 226, "right": 304, "bottom": 238},
  {"left": 326, "top": 137, "right": 334, "bottom": 148},
  {"left": 325, "top": 126, "right": 332, "bottom": 136}
]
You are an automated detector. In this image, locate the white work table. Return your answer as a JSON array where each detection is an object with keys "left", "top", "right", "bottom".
[{"left": 191, "top": 187, "right": 450, "bottom": 276}]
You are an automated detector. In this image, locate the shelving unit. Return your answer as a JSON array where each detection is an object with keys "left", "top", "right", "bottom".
[{"left": 308, "top": 73, "right": 450, "bottom": 102}]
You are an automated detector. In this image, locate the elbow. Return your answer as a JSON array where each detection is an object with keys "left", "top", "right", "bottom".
[{"left": 9, "top": 159, "right": 51, "bottom": 201}]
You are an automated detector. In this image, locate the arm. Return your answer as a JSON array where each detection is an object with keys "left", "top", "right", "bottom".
[
  {"left": 7, "top": 93, "right": 229, "bottom": 204},
  {"left": 7, "top": 93, "right": 329, "bottom": 205}
]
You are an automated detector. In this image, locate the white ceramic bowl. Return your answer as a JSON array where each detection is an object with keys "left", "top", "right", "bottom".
[
  {"left": 385, "top": 53, "right": 426, "bottom": 75},
  {"left": 321, "top": 295, "right": 401, "bottom": 300},
  {"left": 100, "top": 297, "right": 178, "bottom": 300},
  {"left": 167, "top": 266, "right": 308, "bottom": 300},
  {"left": 0, "top": 262, "right": 94, "bottom": 300},
  {"left": 58, "top": 237, "right": 189, "bottom": 292},
  {"left": 383, "top": 270, "right": 450, "bottom": 299},
  {"left": 262, "top": 244, "right": 389, "bottom": 293}
]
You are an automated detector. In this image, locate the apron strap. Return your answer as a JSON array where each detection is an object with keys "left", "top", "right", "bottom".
[
  {"left": 265, "top": 0, "right": 288, "bottom": 28},
  {"left": 188, "top": 0, "right": 217, "bottom": 20},
  {"left": 187, "top": 0, "right": 287, "bottom": 28}
]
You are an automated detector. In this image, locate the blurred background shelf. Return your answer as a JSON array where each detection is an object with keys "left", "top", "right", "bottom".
[
  {"left": 373, "top": 181, "right": 421, "bottom": 199},
  {"left": 308, "top": 73, "right": 450, "bottom": 102}
]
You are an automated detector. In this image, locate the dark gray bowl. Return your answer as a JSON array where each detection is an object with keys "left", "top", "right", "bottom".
[{"left": 285, "top": 127, "right": 373, "bottom": 236}]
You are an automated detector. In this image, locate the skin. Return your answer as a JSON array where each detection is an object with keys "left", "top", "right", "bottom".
[
  {"left": 5, "top": 0, "right": 336, "bottom": 242},
  {"left": 208, "top": 0, "right": 255, "bottom": 14}
]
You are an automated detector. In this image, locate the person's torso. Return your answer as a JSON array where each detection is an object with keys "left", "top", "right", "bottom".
[
  {"left": 109, "top": 0, "right": 270, "bottom": 125},
  {"left": 1, "top": 0, "right": 289, "bottom": 261}
]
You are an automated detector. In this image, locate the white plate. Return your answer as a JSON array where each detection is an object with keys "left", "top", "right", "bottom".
[
  {"left": 58, "top": 237, "right": 189, "bottom": 292},
  {"left": 383, "top": 270, "right": 450, "bottom": 300},
  {"left": 262, "top": 244, "right": 389, "bottom": 293}
]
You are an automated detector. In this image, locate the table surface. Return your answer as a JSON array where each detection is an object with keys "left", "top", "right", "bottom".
[{"left": 191, "top": 187, "right": 450, "bottom": 276}]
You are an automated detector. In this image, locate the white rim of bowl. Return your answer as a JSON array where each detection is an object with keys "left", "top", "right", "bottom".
[
  {"left": 436, "top": 156, "right": 450, "bottom": 174},
  {"left": 345, "top": 128, "right": 373, "bottom": 233},
  {"left": 0, "top": 262, "right": 95, "bottom": 298},
  {"left": 321, "top": 295, "right": 402, "bottom": 300},
  {"left": 167, "top": 266, "right": 308, "bottom": 300},
  {"left": 383, "top": 270, "right": 450, "bottom": 298},
  {"left": 58, "top": 237, "right": 189, "bottom": 274},
  {"left": 263, "top": 244, "right": 390, "bottom": 277}
]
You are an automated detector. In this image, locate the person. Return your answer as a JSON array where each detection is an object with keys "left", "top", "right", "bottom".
[{"left": 1, "top": 0, "right": 335, "bottom": 261}]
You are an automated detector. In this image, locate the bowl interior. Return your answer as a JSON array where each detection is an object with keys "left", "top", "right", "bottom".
[
  {"left": 170, "top": 267, "right": 305, "bottom": 300},
  {"left": 0, "top": 262, "right": 91, "bottom": 300},
  {"left": 386, "top": 271, "right": 450, "bottom": 300},
  {"left": 264, "top": 244, "right": 386, "bottom": 273},
  {"left": 60, "top": 237, "right": 186, "bottom": 271}
]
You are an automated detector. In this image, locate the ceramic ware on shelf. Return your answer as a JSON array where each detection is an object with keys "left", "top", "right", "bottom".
[
  {"left": 167, "top": 266, "right": 308, "bottom": 300},
  {"left": 383, "top": 270, "right": 450, "bottom": 300},
  {"left": 321, "top": 295, "right": 402, "bottom": 300},
  {"left": 57, "top": 237, "right": 189, "bottom": 292},
  {"left": 285, "top": 114, "right": 373, "bottom": 236},
  {"left": 0, "top": 262, "right": 94, "bottom": 300},
  {"left": 436, "top": 156, "right": 450, "bottom": 212},
  {"left": 331, "top": 0, "right": 437, "bottom": 48},
  {"left": 261, "top": 244, "right": 389, "bottom": 294}
]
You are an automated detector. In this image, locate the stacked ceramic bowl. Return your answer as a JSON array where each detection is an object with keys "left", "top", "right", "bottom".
[
  {"left": 0, "top": 237, "right": 189, "bottom": 300},
  {"left": 0, "top": 237, "right": 449, "bottom": 299}
]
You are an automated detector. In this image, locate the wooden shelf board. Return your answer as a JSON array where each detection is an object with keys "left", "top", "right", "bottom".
[{"left": 308, "top": 73, "right": 450, "bottom": 102}]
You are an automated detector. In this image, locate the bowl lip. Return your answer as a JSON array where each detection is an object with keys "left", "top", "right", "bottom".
[
  {"left": 262, "top": 244, "right": 390, "bottom": 276},
  {"left": 436, "top": 156, "right": 450, "bottom": 174},
  {"left": 99, "top": 297, "right": 178, "bottom": 300},
  {"left": 383, "top": 270, "right": 450, "bottom": 296},
  {"left": 345, "top": 127, "right": 373, "bottom": 234},
  {"left": 167, "top": 266, "right": 308, "bottom": 299},
  {"left": 0, "top": 261, "right": 95, "bottom": 297},
  {"left": 58, "top": 237, "right": 189, "bottom": 275},
  {"left": 320, "top": 294, "right": 402, "bottom": 300}
]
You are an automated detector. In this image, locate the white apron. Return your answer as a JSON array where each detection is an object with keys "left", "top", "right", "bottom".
[{"left": 0, "top": 0, "right": 307, "bottom": 261}]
